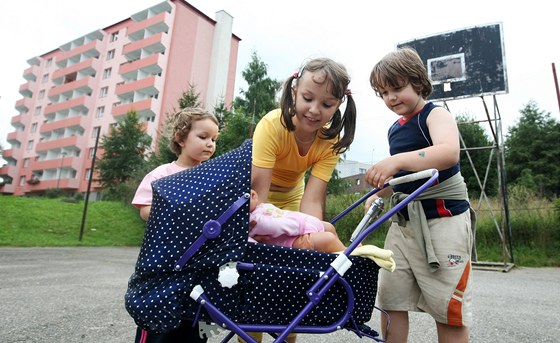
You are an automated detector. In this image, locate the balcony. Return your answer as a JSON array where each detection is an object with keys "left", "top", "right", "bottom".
[
  {"left": 35, "top": 135, "right": 84, "bottom": 152},
  {"left": 115, "top": 75, "right": 158, "bottom": 98},
  {"left": 30, "top": 155, "right": 74, "bottom": 171},
  {"left": 15, "top": 97, "right": 32, "bottom": 112},
  {"left": 122, "top": 32, "right": 166, "bottom": 60},
  {"left": 48, "top": 77, "right": 94, "bottom": 100},
  {"left": 7, "top": 131, "right": 25, "bottom": 145},
  {"left": 56, "top": 38, "right": 102, "bottom": 68},
  {"left": 2, "top": 149, "right": 14, "bottom": 159},
  {"left": 52, "top": 59, "right": 98, "bottom": 85},
  {"left": 119, "top": 53, "right": 163, "bottom": 79},
  {"left": 11, "top": 114, "right": 25, "bottom": 130},
  {"left": 24, "top": 178, "right": 81, "bottom": 193},
  {"left": 0, "top": 165, "right": 17, "bottom": 178},
  {"left": 19, "top": 82, "right": 33, "bottom": 97},
  {"left": 23, "top": 65, "right": 39, "bottom": 82},
  {"left": 127, "top": 12, "right": 170, "bottom": 41},
  {"left": 131, "top": 1, "right": 172, "bottom": 22},
  {"left": 112, "top": 98, "right": 155, "bottom": 119},
  {"left": 40, "top": 115, "right": 87, "bottom": 134},
  {"left": 44, "top": 96, "right": 89, "bottom": 116}
]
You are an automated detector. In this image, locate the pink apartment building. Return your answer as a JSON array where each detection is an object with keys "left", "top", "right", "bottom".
[{"left": 0, "top": 0, "right": 240, "bottom": 197}]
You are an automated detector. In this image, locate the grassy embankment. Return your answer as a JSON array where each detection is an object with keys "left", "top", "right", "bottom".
[{"left": 1, "top": 193, "right": 558, "bottom": 267}]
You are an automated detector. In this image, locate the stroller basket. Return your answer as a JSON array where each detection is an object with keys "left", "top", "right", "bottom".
[{"left": 125, "top": 139, "right": 439, "bottom": 342}]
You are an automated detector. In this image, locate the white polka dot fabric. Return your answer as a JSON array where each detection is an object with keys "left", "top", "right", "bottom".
[
  {"left": 125, "top": 139, "right": 380, "bottom": 335},
  {"left": 236, "top": 243, "right": 379, "bottom": 327},
  {"left": 125, "top": 140, "right": 252, "bottom": 333}
]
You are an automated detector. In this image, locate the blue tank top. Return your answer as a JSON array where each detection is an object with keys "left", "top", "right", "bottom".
[{"left": 388, "top": 102, "right": 469, "bottom": 220}]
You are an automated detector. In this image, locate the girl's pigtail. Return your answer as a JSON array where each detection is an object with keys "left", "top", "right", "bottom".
[
  {"left": 279, "top": 75, "right": 297, "bottom": 131},
  {"left": 331, "top": 94, "right": 356, "bottom": 154}
]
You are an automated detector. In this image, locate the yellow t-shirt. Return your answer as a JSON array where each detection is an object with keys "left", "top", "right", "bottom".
[{"left": 252, "top": 109, "right": 340, "bottom": 188}]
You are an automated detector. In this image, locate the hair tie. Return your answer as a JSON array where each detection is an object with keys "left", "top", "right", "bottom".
[
  {"left": 293, "top": 65, "right": 305, "bottom": 79},
  {"left": 345, "top": 88, "right": 352, "bottom": 96}
]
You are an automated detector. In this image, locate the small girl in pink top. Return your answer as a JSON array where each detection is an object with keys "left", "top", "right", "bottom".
[
  {"left": 248, "top": 189, "right": 346, "bottom": 252},
  {"left": 131, "top": 107, "right": 219, "bottom": 343},
  {"left": 132, "top": 107, "right": 219, "bottom": 221}
]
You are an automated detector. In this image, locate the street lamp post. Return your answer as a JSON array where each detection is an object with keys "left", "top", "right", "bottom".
[{"left": 56, "top": 152, "right": 66, "bottom": 189}]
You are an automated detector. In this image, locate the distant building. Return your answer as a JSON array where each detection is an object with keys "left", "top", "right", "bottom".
[
  {"left": 336, "top": 159, "right": 373, "bottom": 194},
  {"left": 0, "top": 0, "right": 240, "bottom": 197}
]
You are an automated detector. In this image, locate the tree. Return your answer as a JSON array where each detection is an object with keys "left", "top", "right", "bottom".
[
  {"left": 456, "top": 114, "right": 499, "bottom": 197},
  {"left": 177, "top": 83, "right": 202, "bottom": 110},
  {"left": 211, "top": 51, "right": 281, "bottom": 155},
  {"left": 233, "top": 51, "right": 281, "bottom": 124},
  {"left": 96, "top": 110, "right": 152, "bottom": 202},
  {"left": 214, "top": 108, "right": 252, "bottom": 156},
  {"left": 505, "top": 101, "right": 560, "bottom": 197},
  {"left": 148, "top": 85, "right": 203, "bottom": 169}
]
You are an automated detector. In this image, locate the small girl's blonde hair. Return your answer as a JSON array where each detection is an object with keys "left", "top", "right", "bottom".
[{"left": 168, "top": 107, "right": 219, "bottom": 156}]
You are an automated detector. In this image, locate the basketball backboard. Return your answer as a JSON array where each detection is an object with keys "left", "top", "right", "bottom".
[{"left": 397, "top": 22, "right": 508, "bottom": 101}]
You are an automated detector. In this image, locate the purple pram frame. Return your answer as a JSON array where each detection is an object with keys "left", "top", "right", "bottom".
[{"left": 187, "top": 169, "right": 439, "bottom": 343}]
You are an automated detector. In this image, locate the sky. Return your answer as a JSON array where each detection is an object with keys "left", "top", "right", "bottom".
[{"left": 1, "top": 0, "right": 558, "bottom": 164}]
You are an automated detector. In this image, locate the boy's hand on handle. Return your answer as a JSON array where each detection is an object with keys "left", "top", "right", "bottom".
[{"left": 365, "top": 156, "right": 400, "bottom": 189}]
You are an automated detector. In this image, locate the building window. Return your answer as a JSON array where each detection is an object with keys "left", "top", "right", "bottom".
[
  {"left": 96, "top": 106, "right": 105, "bottom": 118},
  {"left": 26, "top": 140, "right": 34, "bottom": 150},
  {"left": 85, "top": 168, "right": 92, "bottom": 181},
  {"left": 30, "top": 122, "right": 38, "bottom": 133},
  {"left": 23, "top": 158, "right": 30, "bottom": 168},
  {"left": 355, "top": 179, "right": 361, "bottom": 186},
  {"left": 38, "top": 90, "right": 45, "bottom": 99},
  {"left": 113, "top": 101, "right": 121, "bottom": 107},
  {"left": 107, "top": 49, "right": 115, "bottom": 61},
  {"left": 103, "top": 67, "right": 112, "bottom": 79},
  {"left": 99, "top": 87, "right": 109, "bottom": 98},
  {"left": 34, "top": 106, "right": 42, "bottom": 116},
  {"left": 46, "top": 58, "right": 53, "bottom": 68},
  {"left": 92, "top": 126, "right": 101, "bottom": 138},
  {"left": 19, "top": 176, "right": 26, "bottom": 186},
  {"left": 359, "top": 168, "right": 367, "bottom": 174},
  {"left": 110, "top": 31, "right": 119, "bottom": 42},
  {"left": 89, "top": 148, "right": 95, "bottom": 159},
  {"left": 42, "top": 73, "right": 49, "bottom": 83}
]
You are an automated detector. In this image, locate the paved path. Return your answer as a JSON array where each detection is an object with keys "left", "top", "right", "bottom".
[{"left": 0, "top": 247, "right": 558, "bottom": 342}]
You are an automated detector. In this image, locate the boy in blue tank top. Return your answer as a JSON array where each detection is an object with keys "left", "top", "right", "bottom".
[{"left": 365, "top": 47, "right": 474, "bottom": 343}]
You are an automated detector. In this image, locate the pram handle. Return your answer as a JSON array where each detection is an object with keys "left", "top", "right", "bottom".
[
  {"left": 388, "top": 168, "right": 437, "bottom": 186},
  {"left": 330, "top": 169, "right": 438, "bottom": 225}
]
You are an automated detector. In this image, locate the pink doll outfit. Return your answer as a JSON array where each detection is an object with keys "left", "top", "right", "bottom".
[{"left": 249, "top": 203, "right": 325, "bottom": 247}]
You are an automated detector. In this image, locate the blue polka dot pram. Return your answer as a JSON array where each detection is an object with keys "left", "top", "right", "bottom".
[{"left": 125, "top": 139, "right": 439, "bottom": 342}]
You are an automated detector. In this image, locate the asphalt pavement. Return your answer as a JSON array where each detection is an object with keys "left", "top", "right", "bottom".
[{"left": 0, "top": 247, "right": 558, "bottom": 342}]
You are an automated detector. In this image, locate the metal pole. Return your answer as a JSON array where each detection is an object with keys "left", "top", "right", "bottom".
[
  {"left": 79, "top": 128, "right": 101, "bottom": 241},
  {"left": 552, "top": 63, "right": 560, "bottom": 115}
]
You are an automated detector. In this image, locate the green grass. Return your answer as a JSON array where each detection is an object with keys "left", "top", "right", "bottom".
[
  {"left": 326, "top": 193, "right": 560, "bottom": 267},
  {"left": 1, "top": 195, "right": 145, "bottom": 246},
  {"left": 2, "top": 193, "right": 559, "bottom": 267}
]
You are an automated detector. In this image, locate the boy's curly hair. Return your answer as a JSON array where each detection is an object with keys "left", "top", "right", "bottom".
[
  {"left": 167, "top": 107, "right": 219, "bottom": 157},
  {"left": 370, "top": 47, "right": 433, "bottom": 99}
]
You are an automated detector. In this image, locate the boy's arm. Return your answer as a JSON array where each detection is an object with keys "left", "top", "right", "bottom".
[{"left": 366, "top": 107, "right": 460, "bottom": 188}]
